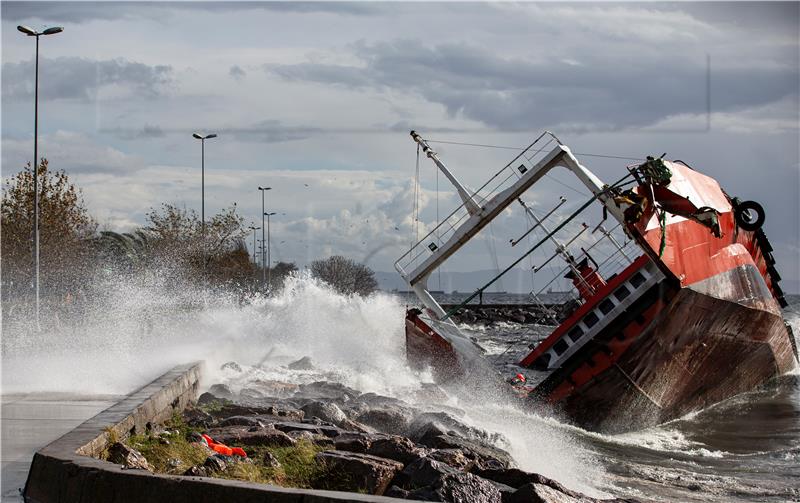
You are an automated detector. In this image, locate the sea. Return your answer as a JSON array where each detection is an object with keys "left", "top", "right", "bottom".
[{"left": 2, "top": 277, "right": 798, "bottom": 501}]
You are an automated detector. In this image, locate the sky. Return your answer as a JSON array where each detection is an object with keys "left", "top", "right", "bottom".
[{"left": 1, "top": 1, "right": 798, "bottom": 291}]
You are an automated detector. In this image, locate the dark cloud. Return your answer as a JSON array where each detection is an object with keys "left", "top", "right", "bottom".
[
  {"left": 229, "top": 65, "right": 246, "bottom": 81},
  {"left": 271, "top": 39, "right": 799, "bottom": 132},
  {"left": 225, "top": 120, "right": 323, "bottom": 144},
  {"left": 2, "top": 57, "right": 173, "bottom": 101},
  {"left": 2, "top": 1, "right": 378, "bottom": 24}
]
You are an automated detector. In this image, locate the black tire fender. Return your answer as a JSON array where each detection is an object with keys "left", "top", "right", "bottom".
[{"left": 734, "top": 200, "right": 765, "bottom": 231}]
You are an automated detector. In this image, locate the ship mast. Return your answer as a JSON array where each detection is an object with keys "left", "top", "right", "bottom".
[{"left": 410, "top": 131, "right": 481, "bottom": 216}]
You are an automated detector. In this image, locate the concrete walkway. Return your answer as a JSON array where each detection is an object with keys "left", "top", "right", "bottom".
[{"left": 1, "top": 393, "right": 119, "bottom": 501}]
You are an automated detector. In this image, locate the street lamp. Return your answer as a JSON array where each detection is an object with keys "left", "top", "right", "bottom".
[
  {"left": 192, "top": 132, "right": 217, "bottom": 285},
  {"left": 247, "top": 225, "right": 260, "bottom": 265},
  {"left": 18, "top": 24, "right": 64, "bottom": 327},
  {"left": 264, "top": 212, "right": 277, "bottom": 288},
  {"left": 257, "top": 186, "right": 271, "bottom": 284}
]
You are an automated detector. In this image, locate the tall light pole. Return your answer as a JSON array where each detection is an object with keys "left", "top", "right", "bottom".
[
  {"left": 247, "top": 225, "right": 260, "bottom": 265},
  {"left": 264, "top": 212, "right": 276, "bottom": 288},
  {"left": 18, "top": 24, "right": 63, "bottom": 328},
  {"left": 257, "top": 186, "right": 271, "bottom": 284},
  {"left": 192, "top": 132, "right": 217, "bottom": 286}
]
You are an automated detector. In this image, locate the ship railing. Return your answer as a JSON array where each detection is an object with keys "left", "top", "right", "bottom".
[
  {"left": 527, "top": 223, "right": 643, "bottom": 324},
  {"left": 396, "top": 131, "right": 564, "bottom": 277}
]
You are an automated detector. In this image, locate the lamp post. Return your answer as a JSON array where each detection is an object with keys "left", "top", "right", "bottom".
[
  {"left": 264, "top": 212, "right": 276, "bottom": 288},
  {"left": 247, "top": 225, "right": 260, "bottom": 265},
  {"left": 18, "top": 24, "right": 63, "bottom": 327},
  {"left": 192, "top": 132, "right": 217, "bottom": 285},
  {"left": 257, "top": 186, "right": 271, "bottom": 284}
]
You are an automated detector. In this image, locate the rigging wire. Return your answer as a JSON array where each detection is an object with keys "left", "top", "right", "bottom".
[{"left": 426, "top": 139, "right": 645, "bottom": 162}]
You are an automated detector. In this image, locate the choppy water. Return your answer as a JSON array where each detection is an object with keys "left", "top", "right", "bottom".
[{"left": 2, "top": 276, "right": 798, "bottom": 501}]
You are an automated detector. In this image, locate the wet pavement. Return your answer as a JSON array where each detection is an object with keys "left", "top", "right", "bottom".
[{"left": 1, "top": 394, "right": 119, "bottom": 501}]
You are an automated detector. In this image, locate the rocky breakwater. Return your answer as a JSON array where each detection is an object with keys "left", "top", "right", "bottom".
[
  {"left": 442, "top": 303, "right": 576, "bottom": 325},
  {"left": 105, "top": 360, "right": 637, "bottom": 503}
]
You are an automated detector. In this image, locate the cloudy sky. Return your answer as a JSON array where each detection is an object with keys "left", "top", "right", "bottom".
[{"left": 2, "top": 1, "right": 798, "bottom": 289}]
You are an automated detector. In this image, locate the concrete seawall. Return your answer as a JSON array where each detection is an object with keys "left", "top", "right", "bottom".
[{"left": 23, "top": 362, "right": 408, "bottom": 503}]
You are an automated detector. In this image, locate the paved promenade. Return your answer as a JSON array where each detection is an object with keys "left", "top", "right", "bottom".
[{"left": 1, "top": 394, "right": 119, "bottom": 501}]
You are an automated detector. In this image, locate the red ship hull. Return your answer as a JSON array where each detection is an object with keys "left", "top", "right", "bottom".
[
  {"left": 402, "top": 159, "right": 797, "bottom": 433},
  {"left": 536, "top": 265, "right": 796, "bottom": 433}
]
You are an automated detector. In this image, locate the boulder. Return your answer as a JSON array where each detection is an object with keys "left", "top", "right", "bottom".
[
  {"left": 206, "top": 426, "right": 296, "bottom": 448},
  {"left": 220, "top": 361, "right": 243, "bottom": 373},
  {"left": 203, "top": 454, "right": 228, "bottom": 473},
  {"left": 428, "top": 448, "right": 473, "bottom": 471},
  {"left": 340, "top": 418, "right": 375, "bottom": 433},
  {"left": 208, "top": 383, "right": 235, "bottom": 400},
  {"left": 288, "top": 356, "right": 314, "bottom": 370},
  {"left": 219, "top": 415, "right": 267, "bottom": 428},
  {"left": 295, "top": 381, "right": 360, "bottom": 402},
  {"left": 393, "top": 457, "right": 502, "bottom": 503},
  {"left": 208, "top": 403, "right": 304, "bottom": 422},
  {"left": 473, "top": 468, "right": 579, "bottom": 495},
  {"left": 356, "top": 408, "right": 412, "bottom": 435},
  {"left": 249, "top": 379, "right": 299, "bottom": 397},
  {"left": 107, "top": 442, "right": 151, "bottom": 471},
  {"left": 263, "top": 451, "right": 281, "bottom": 469},
  {"left": 183, "top": 465, "right": 209, "bottom": 477},
  {"left": 239, "top": 388, "right": 266, "bottom": 401},
  {"left": 392, "top": 457, "right": 458, "bottom": 489},
  {"left": 197, "top": 392, "right": 228, "bottom": 407},
  {"left": 316, "top": 450, "right": 403, "bottom": 495},
  {"left": 423, "top": 471, "right": 502, "bottom": 503},
  {"left": 507, "top": 482, "right": 593, "bottom": 503},
  {"left": 333, "top": 431, "right": 384, "bottom": 452},
  {"left": 182, "top": 407, "right": 213, "bottom": 428},
  {"left": 366, "top": 436, "right": 425, "bottom": 465},
  {"left": 418, "top": 427, "right": 513, "bottom": 470},
  {"left": 273, "top": 421, "right": 342, "bottom": 438}
]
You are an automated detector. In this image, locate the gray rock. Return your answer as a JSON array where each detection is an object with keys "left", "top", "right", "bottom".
[
  {"left": 197, "top": 392, "right": 228, "bottom": 406},
  {"left": 394, "top": 457, "right": 502, "bottom": 503},
  {"left": 273, "top": 421, "right": 342, "bottom": 438},
  {"left": 208, "top": 383, "right": 235, "bottom": 400},
  {"left": 356, "top": 408, "right": 412, "bottom": 435},
  {"left": 206, "top": 426, "right": 296, "bottom": 448},
  {"left": 182, "top": 407, "right": 213, "bottom": 428},
  {"left": 107, "top": 442, "right": 151, "bottom": 471},
  {"left": 203, "top": 454, "right": 228, "bottom": 473},
  {"left": 296, "top": 381, "right": 360, "bottom": 401},
  {"left": 301, "top": 401, "right": 348, "bottom": 426},
  {"left": 239, "top": 388, "right": 266, "bottom": 400},
  {"left": 507, "top": 482, "right": 591, "bottom": 503},
  {"left": 220, "top": 361, "right": 243, "bottom": 373},
  {"left": 316, "top": 450, "right": 403, "bottom": 495},
  {"left": 263, "top": 451, "right": 281, "bottom": 468},
  {"left": 183, "top": 465, "right": 209, "bottom": 477},
  {"left": 288, "top": 356, "right": 314, "bottom": 370},
  {"left": 366, "top": 436, "right": 425, "bottom": 465},
  {"left": 428, "top": 448, "right": 473, "bottom": 471},
  {"left": 219, "top": 415, "right": 266, "bottom": 428}
]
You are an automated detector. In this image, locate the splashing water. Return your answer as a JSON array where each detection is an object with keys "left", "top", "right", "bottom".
[{"left": 0, "top": 272, "right": 605, "bottom": 495}]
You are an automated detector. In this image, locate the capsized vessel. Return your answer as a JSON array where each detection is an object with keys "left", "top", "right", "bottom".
[{"left": 396, "top": 131, "right": 798, "bottom": 433}]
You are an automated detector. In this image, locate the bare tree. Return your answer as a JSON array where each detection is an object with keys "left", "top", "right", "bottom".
[{"left": 310, "top": 256, "right": 378, "bottom": 296}]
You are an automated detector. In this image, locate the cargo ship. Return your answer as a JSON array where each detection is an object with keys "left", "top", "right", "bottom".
[{"left": 395, "top": 130, "right": 798, "bottom": 433}]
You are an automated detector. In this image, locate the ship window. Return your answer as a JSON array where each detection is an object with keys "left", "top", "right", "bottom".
[
  {"left": 567, "top": 326, "right": 584, "bottom": 342},
  {"left": 630, "top": 272, "right": 646, "bottom": 288},
  {"left": 614, "top": 285, "right": 631, "bottom": 301},
  {"left": 553, "top": 339, "right": 569, "bottom": 356},
  {"left": 599, "top": 299, "right": 615, "bottom": 315},
  {"left": 532, "top": 354, "right": 551, "bottom": 370},
  {"left": 584, "top": 312, "right": 599, "bottom": 328}
]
